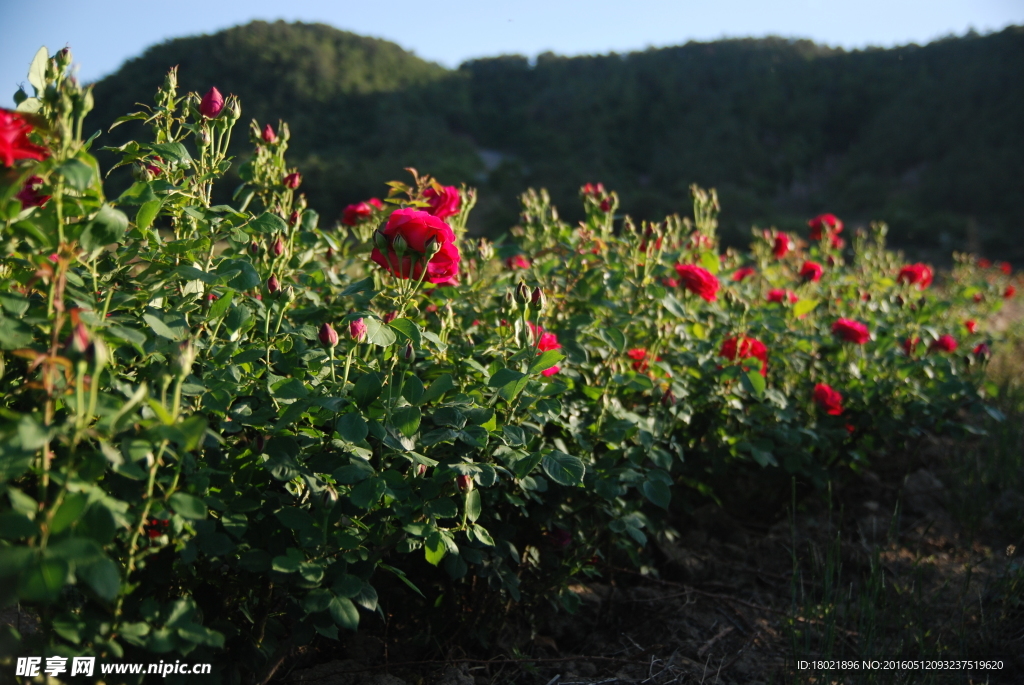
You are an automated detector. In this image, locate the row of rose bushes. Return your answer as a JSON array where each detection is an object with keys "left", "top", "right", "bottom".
[{"left": 0, "top": 49, "right": 1017, "bottom": 682}]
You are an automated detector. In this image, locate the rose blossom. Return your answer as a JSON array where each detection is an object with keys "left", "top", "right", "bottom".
[
  {"left": 1005, "top": 285, "right": 1016, "bottom": 299},
  {"left": 773, "top": 234, "right": 791, "bottom": 259},
  {"left": 964, "top": 320, "right": 977, "bottom": 334},
  {"left": 15, "top": 175, "right": 50, "bottom": 208},
  {"left": 732, "top": 267, "right": 756, "bottom": 282},
  {"left": 897, "top": 263, "right": 934, "bottom": 289},
  {"left": 719, "top": 336, "right": 768, "bottom": 377},
  {"left": 674, "top": 264, "right": 719, "bottom": 302},
  {"left": 929, "top": 334, "right": 957, "bottom": 353},
  {"left": 349, "top": 318, "right": 367, "bottom": 342},
  {"left": 767, "top": 288, "right": 798, "bottom": 304},
  {"left": 808, "top": 214, "right": 843, "bottom": 241},
  {"left": 832, "top": 318, "right": 869, "bottom": 344},
  {"left": 423, "top": 185, "right": 461, "bottom": 219},
  {"left": 505, "top": 254, "right": 531, "bottom": 270},
  {"left": 813, "top": 383, "right": 844, "bottom": 415},
  {"left": 370, "top": 208, "right": 461, "bottom": 284},
  {"left": 0, "top": 109, "right": 49, "bottom": 166},
  {"left": 800, "top": 261, "right": 823, "bottom": 282},
  {"left": 342, "top": 198, "right": 383, "bottom": 226}
]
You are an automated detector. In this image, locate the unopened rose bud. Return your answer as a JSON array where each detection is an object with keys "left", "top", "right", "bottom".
[
  {"left": 661, "top": 389, "right": 676, "bottom": 407},
  {"left": 267, "top": 275, "right": 280, "bottom": 293},
  {"left": 289, "top": 211, "right": 299, "bottom": 226},
  {"left": 504, "top": 290, "right": 515, "bottom": 309},
  {"left": 382, "top": 311, "right": 398, "bottom": 324},
  {"left": 175, "top": 340, "right": 196, "bottom": 378},
  {"left": 456, "top": 474, "right": 473, "bottom": 492},
  {"left": 250, "top": 241, "right": 260, "bottom": 256},
  {"left": 199, "top": 127, "right": 212, "bottom": 148},
  {"left": 402, "top": 341, "right": 415, "bottom": 363},
  {"left": 71, "top": 323, "right": 90, "bottom": 354},
  {"left": 224, "top": 96, "right": 241, "bottom": 121},
  {"left": 319, "top": 323, "right": 339, "bottom": 348},
  {"left": 416, "top": 464, "right": 427, "bottom": 476},
  {"left": 515, "top": 281, "right": 530, "bottom": 304},
  {"left": 272, "top": 235, "right": 284, "bottom": 257},
  {"left": 326, "top": 246, "right": 334, "bottom": 260},
  {"left": 349, "top": 318, "right": 367, "bottom": 343},
  {"left": 163, "top": 67, "right": 178, "bottom": 93},
  {"left": 200, "top": 87, "right": 224, "bottom": 118},
  {"left": 424, "top": 237, "right": 440, "bottom": 257},
  {"left": 531, "top": 287, "right": 545, "bottom": 310},
  {"left": 320, "top": 487, "right": 338, "bottom": 509},
  {"left": 373, "top": 230, "right": 389, "bottom": 252},
  {"left": 392, "top": 234, "right": 408, "bottom": 256},
  {"left": 255, "top": 434, "right": 266, "bottom": 453},
  {"left": 261, "top": 124, "right": 277, "bottom": 143},
  {"left": 283, "top": 285, "right": 296, "bottom": 302},
  {"left": 283, "top": 172, "right": 302, "bottom": 190}
]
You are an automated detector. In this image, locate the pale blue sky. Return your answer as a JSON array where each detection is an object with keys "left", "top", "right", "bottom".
[{"left": 3, "top": 0, "right": 1021, "bottom": 106}]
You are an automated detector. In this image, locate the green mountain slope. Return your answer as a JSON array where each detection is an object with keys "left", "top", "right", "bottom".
[{"left": 87, "top": 21, "right": 1024, "bottom": 261}]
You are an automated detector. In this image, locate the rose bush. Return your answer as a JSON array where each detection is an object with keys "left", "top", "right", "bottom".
[{"left": 0, "top": 49, "right": 1018, "bottom": 680}]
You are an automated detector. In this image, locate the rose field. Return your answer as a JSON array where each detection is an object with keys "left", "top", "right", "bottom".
[{"left": 1, "top": 48, "right": 1023, "bottom": 685}]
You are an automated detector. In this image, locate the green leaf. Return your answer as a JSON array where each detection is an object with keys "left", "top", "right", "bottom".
[
  {"left": 599, "top": 327, "right": 626, "bottom": 352},
  {"left": 389, "top": 318, "right": 422, "bottom": 347},
  {"left": 418, "top": 374, "right": 454, "bottom": 405},
  {"left": 50, "top": 492, "right": 88, "bottom": 535},
  {"left": 0, "top": 512, "right": 37, "bottom": 539},
  {"left": 276, "top": 507, "right": 315, "bottom": 532},
  {"left": 150, "top": 142, "right": 192, "bottom": 168},
  {"left": 336, "top": 412, "right": 369, "bottom": 443},
  {"left": 57, "top": 159, "right": 95, "bottom": 191},
  {"left": 363, "top": 318, "right": 397, "bottom": 347},
  {"left": 340, "top": 278, "right": 374, "bottom": 296},
  {"left": 77, "top": 555, "right": 120, "bottom": 601},
  {"left": 352, "top": 372, "right": 384, "bottom": 408},
  {"left": 470, "top": 524, "right": 495, "bottom": 546},
  {"left": 700, "top": 250, "right": 720, "bottom": 274},
  {"left": 143, "top": 313, "right": 184, "bottom": 341},
  {"left": 793, "top": 299, "right": 819, "bottom": 318},
  {"left": 743, "top": 370, "right": 766, "bottom": 398},
  {"left": 169, "top": 492, "right": 207, "bottom": 520},
  {"left": 117, "top": 181, "right": 158, "bottom": 205},
  {"left": 136, "top": 199, "right": 163, "bottom": 230},
  {"left": 529, "top": 350, "right": 565, "bottom": 374},
  {"left": 426, "top": 498, "right": 458, "bottom": 519},
  {"left": 542, "top": 451, "right": 585, "bottom": 486},
  {"left": 248, "top": 211, "right": 288, "bottom": 234},
  {"left": 18, "top": 557, "right": 69, "bottom": 603},
  {"left": 28, "top": 47, "right": 47, "bottom": 94},
  {"left": 0, "top": 319, "right": 33, "bottom": 349},
  {"left": 391, "top": 406, "right": 421, "bottom": 437},
  {"left": 80, "top": 205, "right": 129, "bottom": 251},
  {"left": 207, "top": 289, "right": 234, "bottom": 320},
  {"left": 329, "top": 596, "right": 360, "bottom": 631},
  {"left": 465, "top": 490, "right": 481, "bottom": 522},
  {"left": 489, "top": 368, "right": 525, "bottom": 388},
  {"left": 642, "top": 480, "right": 672, "bottom": 509},
  {"left": 424, "top": 531, "right": 447, "bottom": 566}
]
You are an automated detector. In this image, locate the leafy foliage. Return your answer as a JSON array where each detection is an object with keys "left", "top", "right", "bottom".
[{"left": 1, "top": 48, "right": 1018, "bottom": 683}]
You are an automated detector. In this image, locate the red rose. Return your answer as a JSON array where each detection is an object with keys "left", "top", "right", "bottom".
[
  {"left": 283, "top": 172, "right": 302, "bottom": 189},
  {"left": 627, "top": 347, "right": 649, "bottom": 372},
  {"left": 1005, "top": 285, "right": 1016, "bottom": 299},
  {"left": 261, "top": 124, "right": 277, "bottom": 143},
  {"left": 973, "top": 342, "right": 990, "bottom": 358},
  {"left": 766, "top": 288, "right": 798, "bottom": 304},
  {"left": 423, "top": 185, "right": 461, "bottom": 219},
  {"left": 800, "top": 261, "right": 823, "bottom": 282},
  {"left": 0, "top": 109, "right": 49, "bottom": 166},
  {"left": 832, "top": 318, "right": 869, "bottom": 344},
  {"left": 581, "top": 182, "right": 605, "bottom": 197},
  {"left": 999, "top": 262, "right": 1012, "bottom": 275},
  {"left": 978, "top": 259, "right": 991, "bottom": 269},
  {"left": 15, "top": 175, "right": 50, "bottom": 208},
  {"left": 813, "top": 383, "right": 843, "bottom": 415},
  {"left": 342, "top": 198, "right": 383, "bottom": 226},
  {"left": 830, "top": 235, "right": 845, "bottom": 250},
  {"left": 929, "top": 335, "right": 957, "bottom": 353},
  {"left": 732, "top": 267, "right": 756, "bottom": 282},
  {"left": 662, "top": 277, "right": 679, "bottom": 288},
  {"left": 674, "top": 264, "right": 719, "bottom": 302},
  {"left": 808, "top": 214, "right": 843, "bottom": 241},
  {"left": 370, "top": 208, "right": 461, "bottom": 284},
  {"left": 505, "top": 254, "right": 531, "bottom": 270},
  {"left": 902, "top": 337, "right": 921, "bottom": 356},
  {"left": 897, "top": 263, "right": 933, "bottom": 289},
  {"left": 199, "top": 87, "right": 224, "bottom": 118},
  {"left": 538, "top": 332, "right": 560, "bottom": 352},
  {"left": 964, "top": 320, "right": 977, "bottom": 334},
  {"left": 319, "top": 323, "right": 339, "bottom": 347},
  {"left": 719, "top": 336, "right": 768, "bottom": 376},
  {"left": 773, "top": 234, "right": 791, "bottom": 259}
]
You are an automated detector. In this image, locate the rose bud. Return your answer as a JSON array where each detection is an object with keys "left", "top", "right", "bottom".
[
  {"left": 261, "top": 123, "right": 277, "bottom": 143},
  {"left": 200, "top": 87, "right": 224, "bottom": 118},
  {"left": 531, "top": 286, "right": 545, "bottom": 310},
  {"left": 661, "top": 389, "right": 676, "bottom": 407},
  {"left": 326, "top": 246, "right": 334, "bottom": 260},
  {"left": 320, "top": 487, "right": 338, "bottom": 509},
  {"left": 267, "top": 275, "right": 280, "bottom": 293},
  {"left": 456, "top": 474, "right": 474, "bottom": 492},
  {"left": 174, "top": 341, "right": 196, "bottom": 378},
  {"left": 382, "top": 311, "right": 398, "bottom": 324},
  {"left": 224, "top": 95, "right": 241, "bottom": 121},
  {"left": 416, "top": 464, "right": 428, "bottom": 476},
  {"left": 349, "top": 318, "right": 367, "bottom": 343},
  {"left": 272, "top": 235, "right": 285, "bottom": 257},
  {"left": 402, "top": 341, "right": 416, "bottom": 363},
  {"left": 70, "top": 323, "right": 91, "bottom": 355},
  {"left": 255, "top": 434, "right": 266, "bottom": 453},
  {"left": 250, "top": 241, "right": 260, "bottom": 256},
  {"left": 319, "top": 323, "right": 339, "bottom": 348},
  {"left": 515, "top": 281, "right": 530, "bottom": 304},
  {"left": 283, "top": 172, "right": 302, "bottom": 189},
  {"left": 373, "top": 230, "right": 389, "bottom": 252}
]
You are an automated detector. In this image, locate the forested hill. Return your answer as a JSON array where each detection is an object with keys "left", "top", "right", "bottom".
[{"left": 87, "top": 21, "right": 1024, "bottom": 261}]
